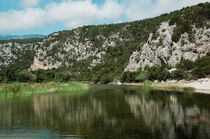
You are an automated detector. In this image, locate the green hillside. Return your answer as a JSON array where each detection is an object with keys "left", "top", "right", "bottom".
[{"left": 0, "top": 2, "right": 209, "bottom": 83}]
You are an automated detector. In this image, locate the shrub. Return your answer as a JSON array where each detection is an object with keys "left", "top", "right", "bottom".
[
  {"left": 101, "top": 76, "right": 113, "bottom": 84},
  {"left": 192, "top": 56, "right": 210, "bottom": 78},
  {"left": 146, "top": 66, "right": 170, "bottom": 81},
  {"left": 172, "top": 21, "right": 192, "bottom": 42},
  {"left": 120, "top": 72, "right": 137, "bottom": 83},
  {"left": 135, "top": 72, "right": 148, "bottom": 82},
  {"left": 169, "top": 16, "right": 181, "bottom": 26},
  {"left": 17, "top": 72, "right": 37, "bottom": 82},
  {"left": 171, "top": 69, "right": 187, "bottom": 80},
  {"left": 176, "top": 59, "right": 194, "bottom": 70}
]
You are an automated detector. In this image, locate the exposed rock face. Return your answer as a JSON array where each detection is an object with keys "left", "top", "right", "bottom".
[
  {"left": 125, "top": 22, "right": 210, "bottom": 72},
  {"left": 0, "top": 5, "right": 209, "bottom": 75},
  {"left": 29, "top": 29, "right": 127, "bottom": 71},
  {"left": 0, "top": 42, "right": 35, "bottom": 67}
]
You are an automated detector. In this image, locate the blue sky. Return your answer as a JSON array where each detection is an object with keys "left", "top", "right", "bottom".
[{"left": 0, "top": 0, "right": 209, "bottom": 35}]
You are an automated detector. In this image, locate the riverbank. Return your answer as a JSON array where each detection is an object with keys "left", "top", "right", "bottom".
[
  {"left": 124, "top": 78, "right": 210, "bottom": 94},
  {"left": 0, "top": 82, "right": 89, "bottom": 96}
]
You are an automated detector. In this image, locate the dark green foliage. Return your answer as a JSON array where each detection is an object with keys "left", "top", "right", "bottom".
[
  {"left": 172, "top": 21, "right": 192, "bottom": 42},
  {"left": 120, "top": 65, "right": 170, "bottom": 83},
  {"left": 170, "top": 69, "right": 188, "bottom": 80},
  {"left": 170, "top": 2, "right": 210, "bottom": 42},
  {"left": 169, "top": 16, "right": 180, "bottom": 26},
  {"left": 192, "top": 56, "right": 210, "bottom": 78},
  {"left": 120, "top": 72, "right": 137, "bottom": 83},
  {"left": 17, "top": 72, "right": 37, "bottom": 82},
  {"left": 171, "top": 56, "right": 210, "bottom": 80},
  {"left": 145, "top": 66, "right": 170, "bottom": 81},
  {"left": 32, "top": 69, "right": 73, "bottom": 83},
  {"left": 135, "top": 72, "right": 148, "bottom": 82},
  {"left": 101, "top": 76, "right": 113, "bottom": 84},
  {"left": 176, "top": 59, "right": 194, "bottom": 70}
]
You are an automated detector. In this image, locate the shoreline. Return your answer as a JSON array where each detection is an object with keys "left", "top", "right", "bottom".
[{"left": 124, "top": 78, "right": 210, "bottom": 94}]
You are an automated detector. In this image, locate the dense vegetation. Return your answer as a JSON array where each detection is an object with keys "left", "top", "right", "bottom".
[
  {"left": 0, "top": 2, "right": 209, "bottom": 84},
  {"left": 120, "top": 56, "right": 210, "bottom": 83}
]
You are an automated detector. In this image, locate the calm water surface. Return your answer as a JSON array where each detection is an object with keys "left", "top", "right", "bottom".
[{"left": 0, "top": 85, "right": 210, "bottom": 139}]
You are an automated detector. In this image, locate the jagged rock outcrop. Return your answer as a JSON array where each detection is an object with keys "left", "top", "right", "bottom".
[{"left": 125, "top": 22, "right": 210, "bottom": 71}]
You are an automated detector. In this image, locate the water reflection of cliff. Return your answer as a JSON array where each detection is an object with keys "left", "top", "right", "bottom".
[
  {"left": 0, "top": 87, "right": 210, "bottom": 138},
  {"left": 125, "top": 90, "right": 210, "bottom": 138}
]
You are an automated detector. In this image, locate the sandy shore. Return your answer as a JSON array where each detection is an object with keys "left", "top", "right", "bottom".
[
  {"left": 124, "top": 78, "right": 210, "bottom": 94},
  {"left": 181, "top": 78, "right": 210, "bottom": 94}
]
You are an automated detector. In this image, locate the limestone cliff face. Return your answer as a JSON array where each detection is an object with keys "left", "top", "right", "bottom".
[
  {"left": 125, "top": 22, "right": 210, "bottom": 72},
  {"left": 0, "top": 26, "right": 127, "bottom": 71},
  {"left": 0, "top": 21, "right": 209, "bottom": 73},
  {"left": 29, "top": 30, "right": 127, "bottom": 71},
  {"left": 0, "top": 42, "right": 35, "bottom": 68}
]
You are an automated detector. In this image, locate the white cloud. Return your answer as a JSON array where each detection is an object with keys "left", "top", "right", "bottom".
[
  {"left": 0, "top": 0, "right": 123, "bottom": 33},
  {"left": 47, "top": 0, "right": 123, "bottom": 28},
  {"left": 123, "top": 0, "right": 209, "bottom": 20},
  {"left": 0, "top": 0, "right": 209, "bottom": 33},
  {"left": 0, "top": 8, "right": 47, "bottom": 33},
  {"left": 20, "top": 0, "right": 40, "bottom": 8}
]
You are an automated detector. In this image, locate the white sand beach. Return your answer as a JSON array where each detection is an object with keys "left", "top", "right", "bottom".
[{"left": 182, "top": 78, "right": 210, "bottom": 94}]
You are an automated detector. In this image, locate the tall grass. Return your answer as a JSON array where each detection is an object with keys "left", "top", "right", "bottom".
[
  {"left": 0, "top": 82, "right": 89, "bottom": 96},
  {"left": 142, "top": 80, "right": 153, "bottom": 87}
]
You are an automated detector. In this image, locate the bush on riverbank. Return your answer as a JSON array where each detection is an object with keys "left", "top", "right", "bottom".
[{"left": 192, "top": 56, "right": 210, "bottom": 78}]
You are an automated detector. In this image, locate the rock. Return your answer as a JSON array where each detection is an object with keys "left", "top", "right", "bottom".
[{"left": 125, "top": 21, "right": 210, "bottom": 72}]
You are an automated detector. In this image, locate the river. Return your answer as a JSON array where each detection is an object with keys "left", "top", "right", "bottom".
[{"left": 0, "top": 85, "right": 210, "bottom": 138}]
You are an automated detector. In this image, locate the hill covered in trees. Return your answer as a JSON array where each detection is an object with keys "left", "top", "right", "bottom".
[{"left": 0, "top": 2, "right": 209, "bottom": 83}]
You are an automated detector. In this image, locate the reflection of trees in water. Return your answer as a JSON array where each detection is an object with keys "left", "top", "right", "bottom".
[
  {"left": 33, "top": 94, "right": 107, "bottom": 131},
  {"left": 32, "top": 91, "right": 139, "bottom": 136},
  {"left": 125, "top": 91, "right": 210, "bottom": 138},
  {"left": 0, "top": 88, "right": 210, "bottom": 138}
]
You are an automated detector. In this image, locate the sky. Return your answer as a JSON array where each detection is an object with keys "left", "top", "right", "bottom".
[{"left": 0, "top": 0, "right": 209, "bottom": 35}]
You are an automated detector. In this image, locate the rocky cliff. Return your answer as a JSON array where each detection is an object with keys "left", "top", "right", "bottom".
[
  {"left": 0, "top": 2, "right": 209, "bottom": 81},
  {"left": 125, "top": 21, "right": 210, "bottom": 71}
]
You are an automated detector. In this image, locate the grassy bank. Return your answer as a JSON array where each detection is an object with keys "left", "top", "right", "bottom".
[{"left": 0, "top": 82, "right": 89, "bottom": 96}]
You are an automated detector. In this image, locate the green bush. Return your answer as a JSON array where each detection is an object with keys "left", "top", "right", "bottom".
[
  {"left": 135, "top": 72, "right": 148, "bottom": 82},
  {"left": 171, "top": 69, "right": 185, "bottom": 80},
  {"left": 172, "top": 21, "right": 192, "bottom": 42},
  {"left": 101, "top": 76, "right": 113, "bottom": 84},
  {"left": 146, "top": 66, "right": 170, "bottom": 81},
  {"left": 120, "top": 72, "right": 137, "bottom": 83},
  {"left": 176, "top": 59, "right": 194, "bottom": 70},
  {"left": 169, "top": 16, "right": 181, "bottom": 25},
  {"left": 192, "top": 56, "right": 210, "bottom": 78},
  {"left": 17, "top": 72, "right": 37, "bottom": 82}
]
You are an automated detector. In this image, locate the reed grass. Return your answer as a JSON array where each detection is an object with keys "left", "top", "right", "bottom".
[{"left": 0, "top": 82, "right": 89, "bottom": 96}]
